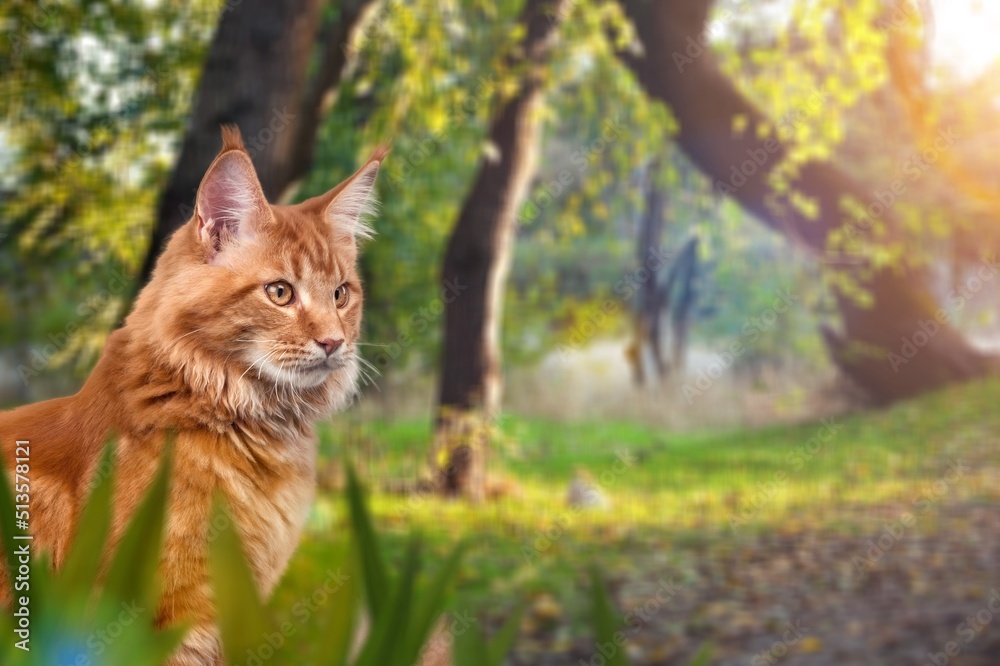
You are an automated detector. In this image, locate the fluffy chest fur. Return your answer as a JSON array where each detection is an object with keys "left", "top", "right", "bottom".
[
  {"left": 188, "top": 427, "right": 316, "bottom": 595},
  {"left": 125, "top": 426, "right": 316, "bottom": 630}
]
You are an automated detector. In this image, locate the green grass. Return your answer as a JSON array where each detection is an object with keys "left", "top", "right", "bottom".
[{"left": 274, "top": 379, "right": 1000, "bottom": 635}]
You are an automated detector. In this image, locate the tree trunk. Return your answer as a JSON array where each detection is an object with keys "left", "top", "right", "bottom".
[
  {"left": 617, "top": 0, "right": 993, "bottom": 403},
  {"left": 136, "top": 0, "right": 374, "bottom": 288},
  {"left": 432, "top": 0, "right": 568, "bottom": 500}
]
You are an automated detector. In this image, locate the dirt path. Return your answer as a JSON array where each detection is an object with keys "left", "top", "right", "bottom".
[{"left": 507, "top": 502, "right": 1000, "bottom": 665}]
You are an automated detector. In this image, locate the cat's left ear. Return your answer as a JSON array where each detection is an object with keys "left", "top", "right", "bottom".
[
  {"left": 195, "top": 126, "right": 271, "bottom": 263},
  {"left": 322, "top": 146, "right": 389, "bottom": 241}
]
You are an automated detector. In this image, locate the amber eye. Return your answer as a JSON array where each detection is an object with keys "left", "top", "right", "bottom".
[
  {"left": 334, "top": 284, "right": 350, "bottom": 309},
  {"left": 265, "top": 281, "right": 294, "bottom": 306}
]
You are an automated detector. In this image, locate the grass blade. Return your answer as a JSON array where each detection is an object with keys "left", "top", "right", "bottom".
[
  {"left": 57, "top": 441, "right": 116, "bottom": 591},
  {"left": 102, "top": 441, "right": 172, "bottom": 610},
  {"left": 355, "top": 536, "right": 421, "bottom": 666},
  {"left": 208, "top": 497, "right": 272, "bottom": 665},
  {"left": 400, "top": 541, "right": 465, "bottom": 661},
  {"left": 486, "top": 606, "right": 524, "bottom": 666},
  {"left": 689, "top": 642, "right": 713, "bottom": 666},
  {"left": 453, "top": 623, "right": 489, "bottom": 666},
  {"left": 589, "top": 566, "right": 630, "bottom": 666},
  {"left": 346, "top": 465, "right": 389, "bottom": 621},
  {"left": 301, "top": 543, "right": 358, "bottom": 666}
]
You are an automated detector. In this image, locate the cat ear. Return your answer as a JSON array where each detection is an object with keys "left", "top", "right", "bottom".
[
  {"left": 323, "top": 147, "right": 389, "bottom": 241},
  {"left": 195, "top": 126, "right": 270, "bottom": 262}
]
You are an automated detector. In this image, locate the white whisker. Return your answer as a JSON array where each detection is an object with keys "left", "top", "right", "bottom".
[
  {"left": 356, "top": 355, "right": 382, "bottom": 377},
  {"left": 257, "top": 349, "right": 279, "bottom": 380},
  {"left": 239, "top": 348, "right": 277, "bottom": 382},
  {"left": 176, "top": 328, "right": 206, "bottom": 342}
]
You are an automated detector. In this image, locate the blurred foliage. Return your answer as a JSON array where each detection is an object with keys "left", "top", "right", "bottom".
[
  {"left": 0, "top": 445, "right": 509, "bottom": 665},
  {"left": 4, "top": 0, "right": 999, "bottom": 390},
  {"left": 0, "top": 0, "right": 218, "bottom": 373}
]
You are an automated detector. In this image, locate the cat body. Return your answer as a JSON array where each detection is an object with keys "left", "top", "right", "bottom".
[{"left": 0, "top": 127, "right": 384, "bottom": 665}]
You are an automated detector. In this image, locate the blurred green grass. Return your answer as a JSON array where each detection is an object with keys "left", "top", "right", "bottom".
[{"left": 283, "top": 379, "right": 1000, "bottom": 631}]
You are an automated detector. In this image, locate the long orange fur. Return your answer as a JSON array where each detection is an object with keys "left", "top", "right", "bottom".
[{"left": 0, "top": 127, "right": 387, "bottom": 665}]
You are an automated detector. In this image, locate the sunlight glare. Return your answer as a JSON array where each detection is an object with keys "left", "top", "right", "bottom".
[{"left": 932, "top": 0, "right": 1000, "bottom": 79}]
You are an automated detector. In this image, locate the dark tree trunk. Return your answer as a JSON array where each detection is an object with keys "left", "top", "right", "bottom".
[
  {"left": 432, "top": 0, "right": 568, "bottom": 500},
  {"left": 136, "top": 0, "right": 374, "bottom": 288},
  {"left": 618, "top": 0, "right": 993, "bottom": 403}
]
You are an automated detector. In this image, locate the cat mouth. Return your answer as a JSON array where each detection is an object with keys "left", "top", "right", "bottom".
[{"left": 302, "top": 356, "right": 350, "bottom": 374}]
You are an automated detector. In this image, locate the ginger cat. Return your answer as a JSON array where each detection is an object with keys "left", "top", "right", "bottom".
[{"left": 0, "top": 127, "right": 385, "bottom": 665}]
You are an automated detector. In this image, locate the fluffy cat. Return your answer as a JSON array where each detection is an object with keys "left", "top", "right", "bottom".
[{"left": 0, "top": 126, "right": 385, "bottom": 665}]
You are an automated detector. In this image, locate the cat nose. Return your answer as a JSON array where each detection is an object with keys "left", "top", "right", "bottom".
[{"left": 316, "top": 338, "right": 344, "bottom": 356}]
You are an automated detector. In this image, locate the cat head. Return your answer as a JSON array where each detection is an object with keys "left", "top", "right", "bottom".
[{"left": 138, "top": 126, "right": 385, "bottom": 419}]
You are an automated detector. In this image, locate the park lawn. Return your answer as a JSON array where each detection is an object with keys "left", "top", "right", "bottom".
[{"left": 271, "top": 378, "right": 1000, "bottom": 654}]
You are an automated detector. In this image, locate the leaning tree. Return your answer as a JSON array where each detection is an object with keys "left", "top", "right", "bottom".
[{"left": 430, "top": 0, "right": 996, "bottom": 498}]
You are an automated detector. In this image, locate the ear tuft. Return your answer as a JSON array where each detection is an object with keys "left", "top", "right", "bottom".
[
  {"left": 324, "top": 148, "right": 388, "bottom": 241},
  {"left": 220, "top": 124, "right": 246, "bottom": 153}
]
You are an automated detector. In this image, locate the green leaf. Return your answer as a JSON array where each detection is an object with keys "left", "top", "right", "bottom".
[
  {"left": 303, "top": 547, "right": 359, "bottom": 666},
  {"left": 400, "top": 541, "right": 465, "bottom": 661},
  {"left": 689, "top": 642, "right": 714, "bottom": 666},
  {"left": 355, "top": 536, "right": 421, "bottom": 666},
  {"left": 57, "top": 441, "right": 116, "bottom": 592},
  {"left": 589, "top": 566, "right": 630, "bottom": 666},
  {"left": 346, "top": 465, "right": 389, "bottom": 621},
  {"left": 486, "top": 606, "right": 524, "bottom": 666},
  {"left": 453, "top": 605, "right": 523, "bottom": 666},
  {"left": 453, "top": 623, "right": 489, "bottom": 666},
  {"left": 209, "top": 497, "right": 272, "bottom": 665},
  {"left": 102, "top": 440, "right": 172, "bottom": 611}
]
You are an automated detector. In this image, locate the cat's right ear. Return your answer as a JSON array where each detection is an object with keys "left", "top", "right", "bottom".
[{"left": 195, "top": 126, "right": 270, "bottom": 263}]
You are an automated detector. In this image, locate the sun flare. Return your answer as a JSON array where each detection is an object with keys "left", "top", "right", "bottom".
[{"left": 931, "top": 0, "right": 1000, "bottom": 79}]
